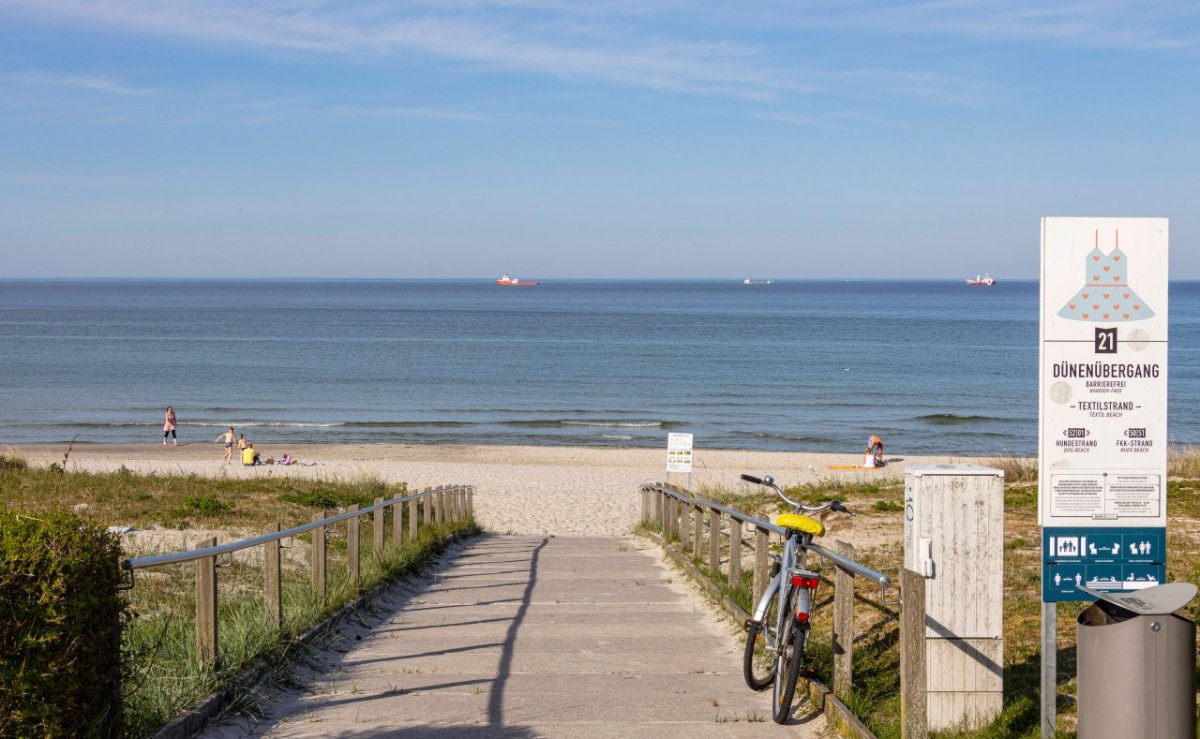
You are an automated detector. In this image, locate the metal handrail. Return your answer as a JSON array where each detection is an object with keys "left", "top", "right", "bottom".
[
  {"left": 125, "top": 485, "right": 473, "bottom": 571},
  {"left": 642, "top": 482, "right": 891, "bottom": 588}
]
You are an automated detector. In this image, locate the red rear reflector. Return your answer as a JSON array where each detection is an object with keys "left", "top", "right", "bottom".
[
  {"left": 797, "top": 611, "right": 810, "bottom": 622},
  {"left": 791, "top": 576, "right": 821, "bottom": 589}
]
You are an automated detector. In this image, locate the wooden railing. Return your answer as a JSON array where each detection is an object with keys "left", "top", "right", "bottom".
[
  {"left": 124, "top": 484, "right": 475, "bottom": 666},
  {"left": 640, "top": 482, "right": 894, "bottom": 717}
]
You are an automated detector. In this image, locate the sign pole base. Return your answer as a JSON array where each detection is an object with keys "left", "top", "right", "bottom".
[{"left": 1040, "top": 601, "right": 1056, "bottom": 738}]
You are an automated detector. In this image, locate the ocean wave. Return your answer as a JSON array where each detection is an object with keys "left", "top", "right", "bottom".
[
  {"left": 560, "top": 420, "right": 667, "bottom": 429},
  {"left": 915, "top": 414, "right": 998, "bottom": 425},
  {"left": 347, "top": 421, "right": 471, "bottom": 428}
]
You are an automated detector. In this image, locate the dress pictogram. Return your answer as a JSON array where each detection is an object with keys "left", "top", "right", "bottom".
[{"left": 1058, "top": 230, "right": 1154, "bottom": 322}]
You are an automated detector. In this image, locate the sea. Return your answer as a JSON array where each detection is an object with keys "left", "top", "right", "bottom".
[{"left": 2, "top": 279, "right": 1198, "bottom": 456}]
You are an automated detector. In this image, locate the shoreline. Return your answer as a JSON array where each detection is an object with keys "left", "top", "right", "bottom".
[{"left": 6, "top": 442, "right": 983, "bottom": 537}]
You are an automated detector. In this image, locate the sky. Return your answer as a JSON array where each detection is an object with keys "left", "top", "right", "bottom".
[{"left": 0, "top": 1, "right": 1198, "bottom": 280}]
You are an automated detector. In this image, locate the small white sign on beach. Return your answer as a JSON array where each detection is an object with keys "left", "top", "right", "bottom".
[
  {"left": 1038, "top": 217, "right": 1168, "bottom": 527},
  {"left": 666, "top": 433, "right": 693, "bottom": 473}
]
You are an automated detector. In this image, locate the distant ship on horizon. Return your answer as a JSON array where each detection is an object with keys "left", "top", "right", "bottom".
[
  {"left": 743, "top": 278, "right": 774, "bottom": 286},
  {"left": 496, "top": 273, "right": 540, "bottom": 286},
  {"left": 966, "top": 273, "right": 995, "bottom": 286}
]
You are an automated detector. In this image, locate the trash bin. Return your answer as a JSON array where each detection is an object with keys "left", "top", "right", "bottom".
[{"left": 1076, "top": 582, "right": 1198, "bottom": 739}]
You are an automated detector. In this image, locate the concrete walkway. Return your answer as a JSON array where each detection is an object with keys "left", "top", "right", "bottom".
[{"left": 200, "top": 535, "right": 828, "bottom": 738}]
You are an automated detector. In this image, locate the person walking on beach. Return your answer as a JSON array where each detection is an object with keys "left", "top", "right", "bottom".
[
  {"left": 215, "top": 426, "right": 235, "bottom": 463},
  {"left": 163, "top": 406, "right": 179, "bottom": 446}
]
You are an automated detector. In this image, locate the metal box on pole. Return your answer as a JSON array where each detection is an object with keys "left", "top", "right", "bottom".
[{"left": 904, "top": 464, "right": 1005, "bottom": 730}]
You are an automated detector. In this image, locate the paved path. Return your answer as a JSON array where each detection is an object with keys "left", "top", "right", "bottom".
[{"left": 201, "top": 535, "right": 828, "bottom": 738}]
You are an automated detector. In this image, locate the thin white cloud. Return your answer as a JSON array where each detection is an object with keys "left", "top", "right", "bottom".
[
  {"left": 758, "top": 111, "right": 838, "bottom": 129},
  {"left": 0, "top": 1, "right": 815, "bottom": 101},
  {"left": 744, "top": 0, "right": 1198, "bottom": 52},
  {"left": 4, "top": 70, "right": 157, "bottom": 96}
]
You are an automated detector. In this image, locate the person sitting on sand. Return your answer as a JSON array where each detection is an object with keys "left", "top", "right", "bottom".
[
  {"left": 863, "top": 435, "right": 884, "bottom": 468},
  {"left": 215, "top": 426, "right": 235, "bottom": 463},
  {"left": 242, "top": 442, "right": 260, "bottom": 466}
]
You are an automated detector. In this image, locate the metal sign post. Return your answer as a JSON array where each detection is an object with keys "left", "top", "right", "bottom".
[{"left": 1037, "top": 217, "right": 1169, "bottom": 736}]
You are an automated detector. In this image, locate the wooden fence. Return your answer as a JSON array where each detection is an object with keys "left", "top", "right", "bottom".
[{"left": 124, "top": 484, "right": 475, "bottom": 666}]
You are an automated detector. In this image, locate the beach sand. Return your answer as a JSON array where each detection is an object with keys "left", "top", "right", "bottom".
[{"left": 8, "top": 442, "right": 976, "bottom": 537}]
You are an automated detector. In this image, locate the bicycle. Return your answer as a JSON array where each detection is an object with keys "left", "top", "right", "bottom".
[{"left": 739, "top": 473, "right": 854, "bottom": 724}]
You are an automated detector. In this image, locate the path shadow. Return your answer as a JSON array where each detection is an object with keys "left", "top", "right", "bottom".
[{"left": 199, "top": 533, "right": 550, "bottom": 736}]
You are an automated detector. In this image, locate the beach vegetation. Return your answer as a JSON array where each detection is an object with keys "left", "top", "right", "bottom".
[
  {"left": 1168, "top": 445, "right": 1200, "bottom": 479},
  {"left": 985, "top": 455, "right": 1038, "bottom": 483},
  {"left": 0, "top": 509, "right": 126, "bottom": 737},
  {"left": 0, "top": 455, "right": 474, "bottom": 737},
  {"left": 180, "top": 494, "right": 235, "bottom": 517},
  {"left": 0, "top": 453, "right": 28, "bottom": 472}
]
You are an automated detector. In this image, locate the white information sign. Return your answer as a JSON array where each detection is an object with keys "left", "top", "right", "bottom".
[
  {"left": 666, "top": 433, "right": 694, "bottom": 473},
  {"left": 1038, "top": 218, "right": 1168, "bottom": 527}
]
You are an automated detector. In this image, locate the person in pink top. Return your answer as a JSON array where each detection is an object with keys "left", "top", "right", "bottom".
[{"left": 163, "top": 406, "right": 179, "bottom": 446}]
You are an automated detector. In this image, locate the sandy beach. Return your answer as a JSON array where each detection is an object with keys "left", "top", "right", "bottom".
[{"left": 8, "top": 442, "right": 976, "bottom": 537}]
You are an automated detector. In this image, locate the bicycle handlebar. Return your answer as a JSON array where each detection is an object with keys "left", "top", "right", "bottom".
[{"left": 741, "top": 472, "right": 855, "bottom": 516}]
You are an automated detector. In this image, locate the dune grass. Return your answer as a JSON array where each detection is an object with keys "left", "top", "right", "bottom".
[{"left": 0, "top": 453, "right": 478, "bottom": 737}]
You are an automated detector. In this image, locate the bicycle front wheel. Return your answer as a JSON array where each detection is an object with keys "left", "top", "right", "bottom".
[
  {"left": 771, "top": 611, "right": 806, "bottom": 724},
  {"left": 743, "top": 587, "right": 781, "bottom": 691}
]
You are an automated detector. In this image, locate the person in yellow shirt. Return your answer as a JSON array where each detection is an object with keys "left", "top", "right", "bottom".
[{"left": 242, "top": 442, "right": 260, "bottom": 466}]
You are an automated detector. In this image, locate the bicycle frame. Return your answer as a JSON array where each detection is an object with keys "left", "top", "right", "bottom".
[{"left": 751, "top": 528, "right": 818, "bottom": 658}]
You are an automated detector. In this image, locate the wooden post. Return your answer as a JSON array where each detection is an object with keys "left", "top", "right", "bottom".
[
  {"left": 195, "top": 537, "right": 218, "bottom": 667},
  {"left": 439, "top": 489, "right": 448, "bottom": 524},
  {"left": 901, "top": 568, "right": 928, "bottom": 739},
  {"left": 654, "top": 488, "right": 663, "bottom": 527},
  {"left": 312, "top": 511, "right": 327, "bottom": 600},
  {"left": 692, "top": 504, "right": 703, "bottom": 559},
  {"left": 708, "top": 508, "right": 720, "bottom": 573},
  {"left": 680, "top": 499, "right": 691, "bottom": 550},
  {"left": 752, "top": 526, "right": 769, "bottom": 607},
  {"left": 373, "top": 497, "right": 385, "bottom": 556},
  {"left": 467, "top": 487, "right": 474, "bottom": 518},
  {"left": 392, "top": 497, "right": 404, "bottom": 547},
  {"left": 423, "top": 488, "right": 433, "bottom": 525},
  {"left": 833, "top": 540, "right": 856, "bottom": 702},
  {"left": 729, "top": 516, "right": 742, "bottom": 591},
  {"left": 347, "top": 504, "right": 360, "bottom": 587},
  {"left": 409, "top": 496, "right": 419, "bottom": 539},
  {"left": 263, "top": 523, "right": 282, "bottom": 631},
  {"left": 451, "top": 487, "right": 460, "bottom": 521}
]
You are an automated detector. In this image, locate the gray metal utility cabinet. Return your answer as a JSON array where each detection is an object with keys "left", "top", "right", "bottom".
[
  {"left": 1076, "top": 582, "right": 1197, "bottom": 739},
  {"left": 903, "top": 464, "right": 1004, "bottom": 730}
]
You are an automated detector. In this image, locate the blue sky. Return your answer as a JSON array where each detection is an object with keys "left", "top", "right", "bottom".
[{"left": 1, "top": 1, "right": 1197, "bottom": 279}]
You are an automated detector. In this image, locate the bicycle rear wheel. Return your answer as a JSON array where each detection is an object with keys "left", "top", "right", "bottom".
[
  {"left": 771, "top": 606, "right": 806, "bottom": 723},
  {"left": 743, "top": 586, "right": 781, "bottom": 691}
]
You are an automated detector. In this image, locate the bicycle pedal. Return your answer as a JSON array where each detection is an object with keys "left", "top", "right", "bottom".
[{"left": 743, "top": 619, "right": 761, "bottom": 633}]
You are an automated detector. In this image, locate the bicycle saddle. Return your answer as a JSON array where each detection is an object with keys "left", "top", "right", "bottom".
[{"left": 776, "top": 513, "right": 824, "bottom": 537}]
